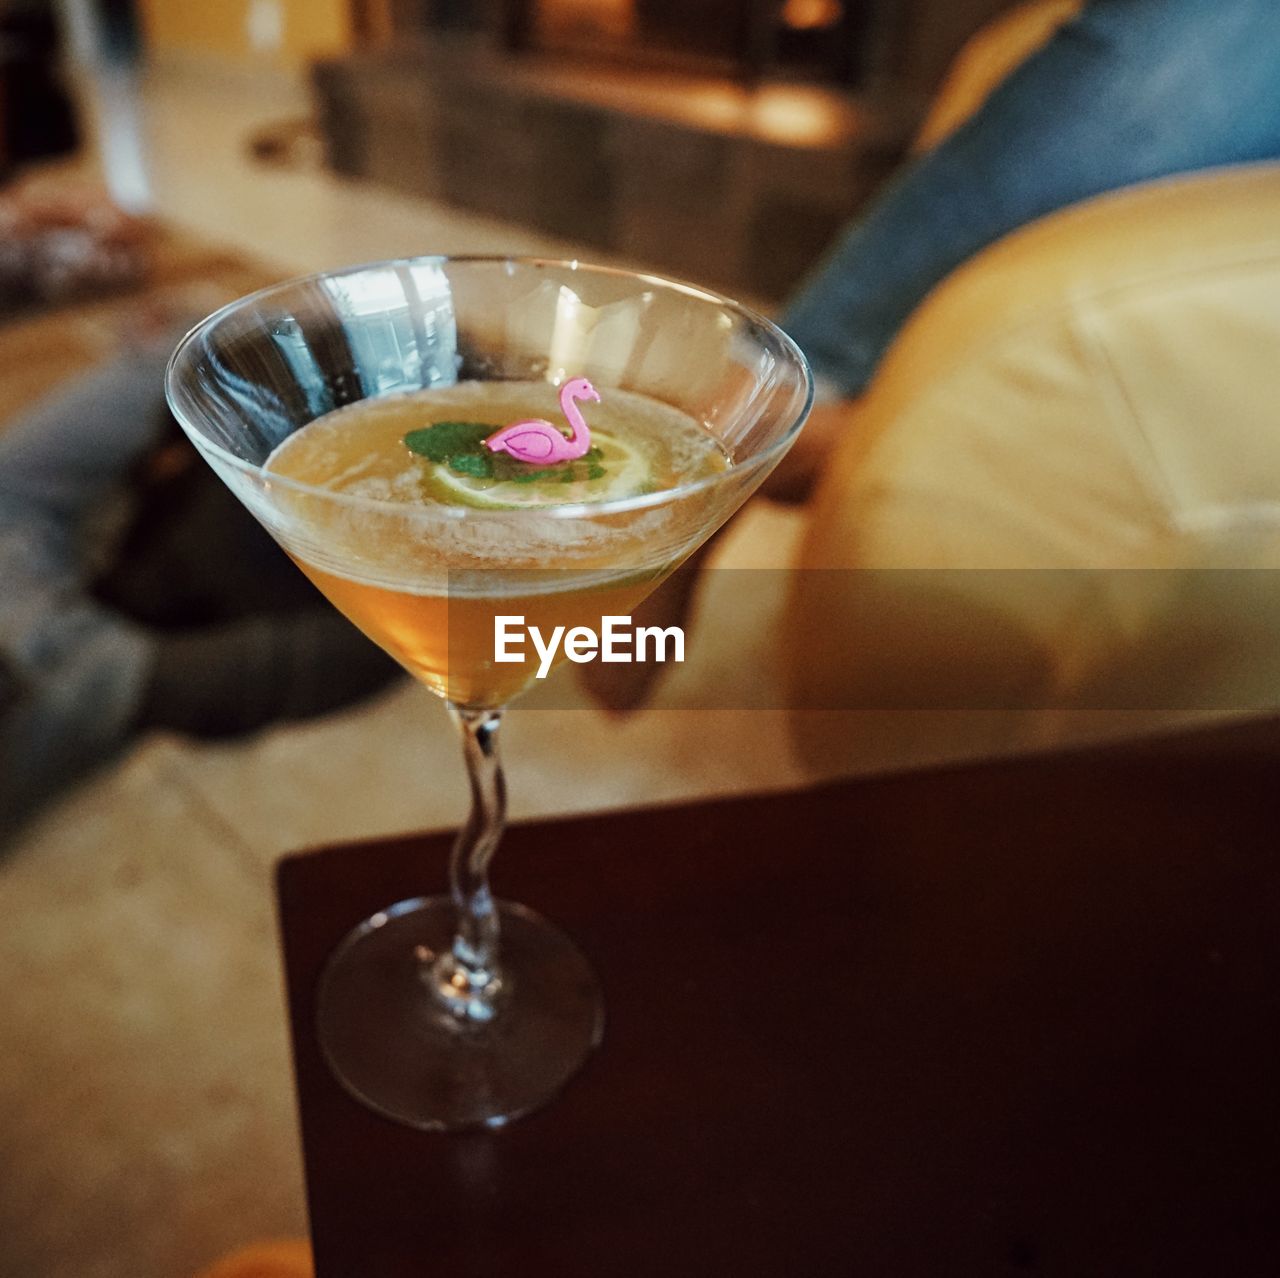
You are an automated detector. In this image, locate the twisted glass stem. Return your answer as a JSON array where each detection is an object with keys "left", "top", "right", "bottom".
[{"left": 432, "top": 704, "right": 507, "bottom": 1022}]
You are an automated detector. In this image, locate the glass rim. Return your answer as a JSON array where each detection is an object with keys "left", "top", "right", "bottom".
[{"left": 164, "top": 254, "right": 815, "bottom": 521}]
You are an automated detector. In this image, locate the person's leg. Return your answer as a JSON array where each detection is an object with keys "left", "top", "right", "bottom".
[
  {"left": 781, "top": 0, "right": 1280, "bottom": 397},
  {"left": 0, "top": 528, "right": 154, "bottom": 840},
  {"left": 0, "top": 350, "right": 171, "bottom": 839},
  {"left": 0, "top": 345, "right": 170, "bottom": 520}
]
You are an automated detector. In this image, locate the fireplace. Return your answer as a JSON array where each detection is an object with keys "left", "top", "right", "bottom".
[
  {"left": 426, "top": 0, "right": 876, "bottom": 86},
  {"left": 319, "top": 1, "right": 1014, "bottom": 296}
]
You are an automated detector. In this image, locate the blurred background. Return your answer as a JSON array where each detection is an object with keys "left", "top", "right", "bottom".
[
  {"left": 3, "top": 0, "right": 999, "bottom": 298},
  {"left": 4, "top": 0, "right": 1280, "bottom": 1274}
]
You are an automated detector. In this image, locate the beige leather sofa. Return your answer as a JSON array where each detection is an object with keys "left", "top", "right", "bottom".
[{"left": 787, "top": 163, "right": 1280, "bottom": 774}]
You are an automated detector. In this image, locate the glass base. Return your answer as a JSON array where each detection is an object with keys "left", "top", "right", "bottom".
[{"left": 316, "top": 896, "right": 604, "bottom": 1131}]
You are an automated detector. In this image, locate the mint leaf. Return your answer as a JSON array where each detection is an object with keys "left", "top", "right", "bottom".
[
  {"left": 403, "top": 421, "right": 496, "bottom": 464},
  {"left": 449, "top": 452, "right": 493, "bottom": 479}
]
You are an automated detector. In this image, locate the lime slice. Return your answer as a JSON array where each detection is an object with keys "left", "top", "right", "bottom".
[{"left": 426, "top": 430, "right": 652, "bottom": 509}]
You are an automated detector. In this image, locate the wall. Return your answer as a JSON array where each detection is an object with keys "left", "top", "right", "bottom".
[{"left": 137, "top": 0, "right": 354, "bottom": 69}]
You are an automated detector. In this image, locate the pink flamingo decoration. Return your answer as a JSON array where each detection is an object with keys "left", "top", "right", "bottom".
[{"left": 485, "top": 377, "right": 600, "bottom": 465}]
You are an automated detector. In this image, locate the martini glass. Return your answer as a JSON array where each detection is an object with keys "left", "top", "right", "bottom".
[{"left": 166, "top": 257, "right": 812, "bottom": 1130}]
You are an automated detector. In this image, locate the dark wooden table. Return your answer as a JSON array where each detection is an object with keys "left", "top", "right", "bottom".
[{"left": 278, "top": 719, "right": 1280, "bottom": 1277}]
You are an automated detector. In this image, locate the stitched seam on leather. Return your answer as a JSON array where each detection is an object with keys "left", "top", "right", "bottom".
[{"left": 1067, "top": 295, "right": 1181, "bottom": 525}]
